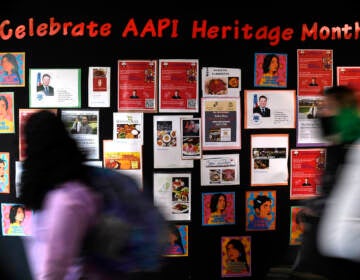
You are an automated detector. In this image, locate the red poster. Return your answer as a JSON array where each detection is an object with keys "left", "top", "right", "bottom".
[
  {"left": 117, "top": 60, "right": 157, "bottom": 112},
  {"left": 290, "top": 148, "right": 326, "bottom": 200},
  {"left": 297, "top": 49, "right": 333, "bottom": 96},
  {"left": 159, "top": 59, "right": 199, "bottom": 113}
]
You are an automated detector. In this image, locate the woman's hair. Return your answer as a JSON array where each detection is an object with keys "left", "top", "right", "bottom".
[
  {"left": 1, "top": 53, "right": 21, "bottom": 84},
  {"left": 262, "top": 54, "right": 279, "bottom": 74},
  {"left": 19, "top": 110, "right": 88, "bottom": 210},
  {"left": 0, "top": 96, "right": 9, "bottom": 110},
  {"left": 226, "top": 239, "right": 249, "bottom": 271},
  {"left": 253, "top": 195, "right": 271, "bottom": 210},
  {"left": 9, "top": 205, "right": 25, "bottom": 223},
  {"left": 210, "top": 193, "right": 226, "bottom": 213}
]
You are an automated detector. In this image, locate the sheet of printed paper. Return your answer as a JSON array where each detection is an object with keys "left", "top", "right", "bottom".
[
  {"left": 297, "top": 49, "right": 333, "bottom": 96},
  {"left": 0, "top": 92, "right": 15, "bottom": 134},
  {"left": 117, "top": 60, "right": 157, "bottom": 112},
  {"left": 244, "top": 90, "right": 296, "bottom": 129},
  {"left": 29, "top": 68, "right": 81, "bottom": 108},
  {"left": 153, "top": 172, "right": 191, "bottom": 221},
  {"left": 88, "top": 66, "right": 111, "bottom": 107},
  {"left": 103, "top": 140, "right": 143, "bottom": 189},
  {"left": 201, "top": 67, "right": 241, "bottom": 98},
  {"left": 180, "top": 117, "right": 201, "bottom": 160},
  {"left": 113, "top": 112, "right": 143, "bottom": 145},
  {"left": 18, "top": 109, "right": 58, "bottom": 161},
  {"left": 159, "top": 59, "right": 199, "bottom": 113},
  {"left": 61, "top": 110, "right": 100, "bottom": 159},
  {"left": 153, "top": 115, "right": 194, "bottom": 169},
  {"left": 290, "top": 148, "right": 326, "bottom": 200},
  {"left": 200, "top": 154, "right": 240, "bottom": 186},
  {"left": 296, "top": 95, "right": 329, "bottom": 147},
  {"left": 201, "top": 97, "right": 241, "bottom": 150},
  {"left": 250, "top": 134, "right": 289, "bottom": 186},
  {"left": 221, "top": 236, "right": 251, "bottom": 277},
  {"left": 202, "top": 191, "right": 235, "bottom": 226}
]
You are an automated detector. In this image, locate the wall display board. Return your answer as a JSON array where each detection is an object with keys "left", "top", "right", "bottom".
[{"left": 1, "top": 13, "right": 359, "bottom": 280}]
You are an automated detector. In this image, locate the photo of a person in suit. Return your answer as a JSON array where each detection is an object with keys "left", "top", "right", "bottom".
[
  {"left": 37, "top": 73, "right": 54, "bottom": 96},
  {"left": 253, "top": 95, "right": 270, "bottom": 117}
]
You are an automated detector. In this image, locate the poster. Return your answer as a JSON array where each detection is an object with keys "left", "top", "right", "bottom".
[
  {"left": 244, "top": 90, "right": 296, "bottom": 129},
  {"left": 289, "top": 206, "right": 306, "bottom": 246},
  {"left": 159, "top": 59, "right": 199, "bottom": 113},
  {"left": 103, "top": 140, "right": 143, "bottom": 189},
  {"left": 296, "top": 95, "right": 329, "bottom": 147},
  {"left": 221, "top": 236, "right": 251, "bottom": 277},
  {"left": 202, "top": 191, "right": 235, "bottom": 226},
  {"left": 61, "top": 109, "right": 100, "bottom": 159},
  {"left": 0, "top": 92, "right": 15, "bottom": 134},
  {"left": 201, "top": 67, "right": 241, "bottom": 97},
  {"left": 254, "top": 52, "right": 287, "bottom": 88},
  {"left": 117, "top": 60, "right": 157, "bottom": 112},
  {"left": 162, "top": 224, "right": 189, "bottom": 257},
  {"left": 88, "top": 66, "right": 111, "bottom": 107},
  {"left": 29, "top": 68, "right": 81, "bottom": 108},
  {"left": 180, "top": 117, "right": 201, "bottom": 160},
  {"left": 113, "top": 112, "right": 143, "bottom": 145},
  {"left": 250, "top": 134, "right": 289, "bottom": 186},
  {"left": 153, "top": 115, "right": 194, "bottom": 169},
  {"left": 0, "top": 152, "right": 10, "bottom": 194},
  {"left": 200, "top": 154, "right": 240, "bottom": 186},
  {"left": 1, "top": 203, "right": 32, "bottom": 236},
  {"left": 201, "top": 97, "right": 241, "bottom": 150},
  {"left": 290, "top": 148, "right": 326, "bottom": 200},
  {"left": 245, "top": 190, "right": 276, "bottom": 231},
  {"left": 0, "top": 52, "right": 25, "bottom": 87},
  {"left": 297, "top": 49, "right": 333, "bottom": 96},
  {"left": 153, "top": 173, "right": 191, "bottom": 221},
  {"left": 18, "top": 109, "right": 58, "bottom": 161}
]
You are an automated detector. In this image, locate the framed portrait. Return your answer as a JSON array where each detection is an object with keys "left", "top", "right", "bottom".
[
  {"left": 289, "top": 206, "right": 306, "bottom": 246},
  {"left": 29, "top": 68, "right": 81, "bottom": 108},
  {"left": 0, "top": 52, "right": 25, "bottom": 87},
  {"left": 254, "top": 52, "right": 287, "bottom": 88}
]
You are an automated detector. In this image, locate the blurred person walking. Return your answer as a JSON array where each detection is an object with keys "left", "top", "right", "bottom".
[{"left": 291, "top": 85, "right": 360, "bottom": 279}]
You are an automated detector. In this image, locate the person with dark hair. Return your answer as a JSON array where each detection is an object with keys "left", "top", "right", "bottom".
[
  {"left": 248, "top": 195, "right": 272, "bottom": 230},
  {"left": 208, "top": 193, "right": 228, "bottom": 224},
  {"left": 163, "top": 224, "right": 184, "bottom": 255},
  {"left": 36, "top": 73, "right": 54, "bottom": 96},
  {"left": 172, "top": 90, "right": 181, "bottom": 99},
  {"left": 253, "top": 95, "right": 271, "bottom": 117},
  {"left": 259, "top": 54, "right": 281, "bottom": 87},
  {"left": 0, "top": 53, "right": 21, "bottom": 84},
  {"left": 225, "top": 239, "right": 250, "bottom": 274},
  {"left": 7, "top": 205, "right": 26, "bottom": 235},
  {"left": 19, "top": 110, "right": 166, "bottom": 279},
  {"left": 78, "top": 115, "right": 93, "bottom": 134},
  {"left": 0, "top": 95, "right": 14, "bottom": 132},
  {"left": 18, "top": 110, "right": 115, "bottom": 279}
]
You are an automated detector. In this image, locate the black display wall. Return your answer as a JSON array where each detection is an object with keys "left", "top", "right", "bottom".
[{"left": 1, "top": 13, "right": 360, "bottom": 279}]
